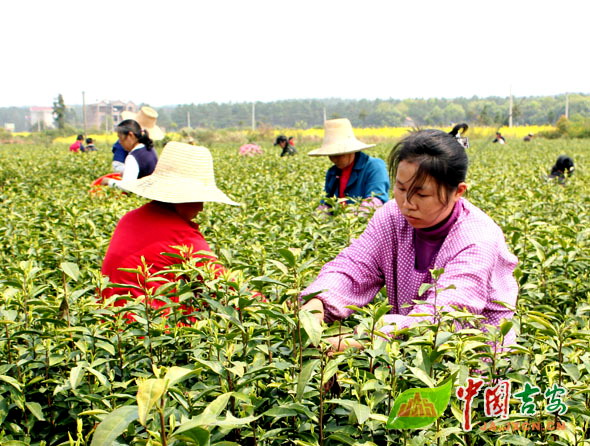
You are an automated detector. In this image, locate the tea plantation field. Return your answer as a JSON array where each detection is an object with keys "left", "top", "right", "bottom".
[{"left": 0, "top": 137, "right": 589, "bottom": 445}]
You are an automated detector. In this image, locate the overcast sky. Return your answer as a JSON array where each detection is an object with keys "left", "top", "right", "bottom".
[{"left": 1, "top": 0, "right": 587, "bottom": 107}]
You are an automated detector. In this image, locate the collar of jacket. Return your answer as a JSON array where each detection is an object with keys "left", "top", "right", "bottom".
[{"left": 338, "top": 152, "right": 368, "bottom": 189}]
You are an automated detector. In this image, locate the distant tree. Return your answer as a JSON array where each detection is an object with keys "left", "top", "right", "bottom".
[
  {"left": 443, "top": 103, "right": 466, "bottom": 124},
  {"left": 358, "top": 109, "right": 368, "bottom": 126},
  {"left": 478, "top": 104, "right": 493, "bottom": 126},
  {"left": 53, "top": 94, "right": 66, "bottom": 129},
  {"left": 153, "top": 94, "right": 590, "bottom": 129},
  {"left": 425, "top": 106, "right": 444, "bottom": 125},
  {"left": 374, "top": 102, "right": 403, "bottom": 126}
]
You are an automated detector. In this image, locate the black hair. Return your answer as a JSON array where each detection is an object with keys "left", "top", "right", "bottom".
[
  {"left": 450, "top": 123, "right": 468, "bottom": 136},
  {"left": 115, "top": 119, "right": 154, "bottom": 150},
  {"left": 86, "top": 138, "right": 93, "bottom": 144},
  {"left": 388, "top": 127, "right": 469, "bottom": 205},
  {"left": 551, "top": 155, "right": 574, "bottom": 175},
  {"left": 76, "top": 134, "right": 84, "bottom": 141},
  {"left": 274, "top": 135, "right": 288, "bottom": 146}
]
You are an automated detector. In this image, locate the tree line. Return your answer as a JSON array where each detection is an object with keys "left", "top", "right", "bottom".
[{"left": 1, "top": 94, "right": 589, "bottom": 132}]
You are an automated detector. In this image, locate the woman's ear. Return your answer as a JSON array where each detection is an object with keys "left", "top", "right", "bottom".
[{"left": 455, "top": 182, "right": 467, "bottom": 198}]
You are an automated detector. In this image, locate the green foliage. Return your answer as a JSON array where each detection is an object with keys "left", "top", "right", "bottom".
[
  {"left": 0, "top": 139, "right": 589, "bottom": 445},
  {"left": 4, "top": 94, "right": 590, "bottom": 131},
  {"left": 52, "top": 94, "right": 66, "bottom": 130}
]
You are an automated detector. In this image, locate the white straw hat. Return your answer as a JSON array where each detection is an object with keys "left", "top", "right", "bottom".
[
  {"left": 308, "top": 118, "right": 375, "bottom": 156},
  {"left": 121, "top": 106, "right": 165, "bottom": 141},
  {"left": 120, "top": 142, "right": 239, "bottom": 205}
]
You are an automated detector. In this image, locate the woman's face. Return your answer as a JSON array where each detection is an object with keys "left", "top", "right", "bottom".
[
  {"left": 118, "top": 131, "right": 137, "bottom": 152},
  {"left": 329, "top": 153, "right": 355, "bottom": 170},
  {"left": 394, "top": 160, "right": 466, "bottom": 229}
]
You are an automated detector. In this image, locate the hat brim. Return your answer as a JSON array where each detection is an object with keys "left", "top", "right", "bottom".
[
  {"left": 119, "top": 174, "right": 240, "bottom": 205},
  {"left": 308, "top": 141, "right": 375, "bottom": 156},
  {"left": 120, "top": 111, "right": 165, "bottom": 141}
]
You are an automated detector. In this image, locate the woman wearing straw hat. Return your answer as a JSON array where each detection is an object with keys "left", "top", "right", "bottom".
[
  {"left": 309, "top": 119, "right": 390, "bottom": 207},
  {"left": 101, "top": 142, "right": 239, "bottom": 318},
  {"left": 302, "top": 127, "right": 517, "bottom": 351}
]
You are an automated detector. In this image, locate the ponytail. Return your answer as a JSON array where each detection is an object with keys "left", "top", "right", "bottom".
[
  {"left": 138, "top": 128, "right": 154, "bottom": 151},
  {"left": 449, "top": 123, "right": 468, "bottom": 137}
]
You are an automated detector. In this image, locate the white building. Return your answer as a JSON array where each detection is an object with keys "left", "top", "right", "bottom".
[
  {"left": 29, "top": 106, "right": 55, "bottom": 130},
  {"left": 87, "top": 100, "right": 137, "bottom": 130}
]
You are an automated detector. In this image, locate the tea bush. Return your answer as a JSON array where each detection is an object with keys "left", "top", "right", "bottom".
[{"left": 0, "top": 137, "right": 588, "bottom": 445}]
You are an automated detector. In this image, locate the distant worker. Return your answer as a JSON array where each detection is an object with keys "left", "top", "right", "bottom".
[
  {"left": 492, "top": 132, "right": 506, "bottom": 144},
  {"left": 288, "top": 136, "right": 297, "bottom": 151},
  {"left": 274, "top": 135, "right": 297, "bottom": 157},
  {"left": 109, "top": 106, "right": 164, "bottom": 174},
  {"left": 523, "top": 133, "right": 534, "bottom": 142},
  {"left": 69, "top": 134, "right": 85, "bottom": 153},
  {"left": 308, "top": 118, "right": 390, "bottom": 207},
  {"left": 85, "top": 138, "right": 97, "bottom": 151},
  {"left": 101, "top": 119, "right": 158, "bottom": 187},
  {"left": 548, "top": 155, "right": 574, "bottom": 184},
  {"left": 112, "top": 141, "right": 127, "bottom": 173}
]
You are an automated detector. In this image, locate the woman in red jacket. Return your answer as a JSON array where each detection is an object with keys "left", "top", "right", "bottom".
[{"left": 101, "top": 141, "right": 239, "bottom": 322}]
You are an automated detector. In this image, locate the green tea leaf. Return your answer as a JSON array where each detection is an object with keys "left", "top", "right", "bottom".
[
  {"left": 60, "top": 262, "right": 80, "bottom": 282},
  {"left": 25, "top": 401, "right": 45, "bottom": 421},
  {"left": 299, "top": 309, "right": 323, "bottom": 345},
  {"left": 172, "top": 425, "right": 210, "bottom": 445},
  {"left": 418, "top": 283, "right": 434, "bottom": 296},
  {"left": 200, "top": 392, "right": 233, "bottom": 419},
  {"left": 325, "top": 399, "right": 371, "bottom": 424},
  {"left": 69, "top": 365, "right": 85, "bottom": 391},
  {"left": 0, "top": 375, "right": 22, "bottom": 392},
  {"left": 136, "top": 379, "right": 167, "bottom": 426},
  {"left": 91, "top": 405, "right": 138, "bottom": 446},
  {"left": 277, "top": 248, "right": 296, "bottom": 267},
  {"left": 296, "top": 359, "right": 320, "bottom": 401},
  {"left": 407, "top": 366, "right": 435, "bottom": 388},
  {"left": 165, "top": 366, "right": 196, "bottom": 387}
]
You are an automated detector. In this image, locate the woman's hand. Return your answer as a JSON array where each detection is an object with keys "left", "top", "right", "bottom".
[
  {"left": 301, "top": 298, "right": 324, "bottom": 323},
  {"left": 100, "top": 177, "right": 110, "bottom": 186},
  {"left": 301, "top": 299, "right": 364, "bottom": 353}
]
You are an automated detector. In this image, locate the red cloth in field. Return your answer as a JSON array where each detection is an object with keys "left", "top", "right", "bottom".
[
  {"left": 338, "top": 162, "right": 354, "bottom": 198},
  {"left": 69, "top": 141, "right": 82, "bottom": 152},
  {"left": 101, "top": 201, "right": 220, "bottom": 320}
]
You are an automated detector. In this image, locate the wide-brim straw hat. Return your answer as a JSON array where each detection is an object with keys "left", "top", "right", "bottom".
[
  {"left": 120, "top": 142, "right": 239, "bottom": 205},
  {"left": 121, "top": 106, "right": 165, "bottom": 141},
  {"left": 308, "top": 118, "right": 374, "bottom": 156}
]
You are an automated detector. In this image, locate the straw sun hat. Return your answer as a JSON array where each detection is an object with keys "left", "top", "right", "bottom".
[
  {"left": 120, "top": 142, "right": 239, "bottom": 205},
  {"left": 121, "top": 106, "right": 165, "bottom": 141},
  {"left": 307, "top": 118, "right": 374, "bottom": 156}
]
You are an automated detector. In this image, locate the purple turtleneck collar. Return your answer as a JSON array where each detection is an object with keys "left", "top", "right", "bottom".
[{"left": 414, "top": 200, "right": 463, "bottom": 272}]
